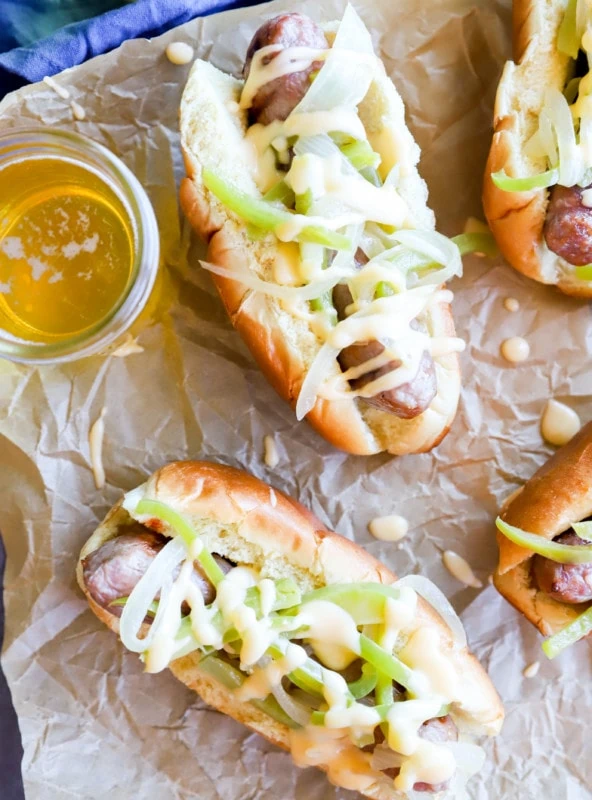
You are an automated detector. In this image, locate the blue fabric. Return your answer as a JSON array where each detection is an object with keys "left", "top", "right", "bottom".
[
  {"left": 0, "top": 0, "right": 269, "bottom": 97},
  {"left": 0, "top": 0, "right": 130, "bottom": 54}
]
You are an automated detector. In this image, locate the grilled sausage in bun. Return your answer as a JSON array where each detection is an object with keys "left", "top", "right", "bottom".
[
  {"left": 484, "top": 0, "right": 592, "bottom": 295},
  {"left": 78, "top": 461, "right": 503, "bottom": 798},
  {"left": 495, "top": 421, "right": 592, "bottom": 657},
  {"left": 179, "top": 6, "right": 479, "bottom": 455}
]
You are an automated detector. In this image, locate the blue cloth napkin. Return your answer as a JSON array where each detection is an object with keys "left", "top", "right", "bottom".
[
  {"left": 0, "top": 536, "right": 25, "bottom": 800},
  {"left": 0, "top": 0, "right": 268, "bottom": 98}
]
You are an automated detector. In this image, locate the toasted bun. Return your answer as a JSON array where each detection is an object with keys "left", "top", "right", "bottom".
[
  {"left": 482, "top": 0, "right": 592, "bottom": 297},
  {"left": 78, "top": 461, "right": 503, "bottom": 798},
  {"left": 179, "top": 35, "right": 461, "bottom": 456},
  {"left": 494, "top": 422, "right": 592, "bottom": 635}
]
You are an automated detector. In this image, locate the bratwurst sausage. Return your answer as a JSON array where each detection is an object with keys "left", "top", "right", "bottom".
[
  {"left": 532, "top": 530, "right": 592, "bottom": 604},
  {"left": 82, "top": 524, "right": 232, "bottom": 614},
  {"left": 245, "top": 17, "right": 437, "bottom": 419},
  {"left": 243, "top": 13, "right": 328, "bottom": 125},
  {"left": 544, "top": 184, "right": 592, "bottom": 266},
  {"left": 332, "top": 250, "right": 437, "bottom": 418}
]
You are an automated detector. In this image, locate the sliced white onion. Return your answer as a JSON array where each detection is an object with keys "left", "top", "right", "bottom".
[
  {"left": 447, "top": 741, "right": 486, "bottom": 800},
  {"left": 293, "top": 5, "right": 377, "bottom": 115},
  {"left": 299, "top": 241, "right": 326, "bottom": 282},
  {"left": 579, "top": 116, "right": 592, "bottom": 169},
  {"left": 271, "top": 682, "right": 313, "bottom": 727},
  {"left": 331, "top": 223, "right": 364, "bottom": 269},
  {"left": 294, "top": 134, "right": 358, "bottom": 176},
  {"left": 543, "top": 87, "right": 581, "bottom": 186},
  {"left": 537, "top": 108, "right": 558, "bottom": 166},
  {"left": 393, "top": 575, "right": 467, "bottom": 651},
  {"left": 119, "top": 537, "right": 187, "bottom": 653},
  {"left": 384, "top": 164, "right": 401, "bottom": 188},
  {"left": 390, "top": 230, "right": 463, "bottom": 285},
  {"left": 199, "top": 260, "right": 348, "bottom": 301},
  {"left": 523, "top": 130, "right": 546, "bottom": 160},
  {"left": 296, "top": 341, "right": 342, "bottom": 420},
  {"left": 446, "top": 741, "right": 486, "bottom": 776}
]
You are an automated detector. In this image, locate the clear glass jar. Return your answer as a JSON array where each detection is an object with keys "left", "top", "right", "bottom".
[{"left": 0, "top": 128, "right": 160, "bottom": 364}]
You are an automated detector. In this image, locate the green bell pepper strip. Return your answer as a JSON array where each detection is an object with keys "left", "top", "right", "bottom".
[
  {"left": 572, "top": 522, "right": 592, "bottom": 540},
  {"left": 374, "top": 281, "right": 396, "bottom": 299},
  {"left": 574, "top": 265, "right": 592, "bottom": 282},
  {"left": 557, "top": 0, "right": 579, "bottom": 58},
  {"left": 295, "top": 188, "right": 314, "bottom": 216},
  {"left": 134, "top": 499, "right": 226, "bottom": 586},
  {"left": 110, "top": 597, "right": 159, "bottom": 616},
  {"left": 542, "top": 606, "right": 592, "bottom": 659},
  {"left": 245, "top": 578, "right": 302, "bottom": 614},
  {"left": 347, "top": 663, "right": 378, "bottom": 700},
  {"left": 263, "top": 180, "right": 296, "bottom": 207},
  {"left": 359, "top": 635, "right": 416, "bottom": 692},
  {"left": 496, "top": 518, "right": 592, "bottom": 563},
  {"left": 203, "top": 169, "right": 351, "bottom": 251},
  {"left": 267, "top": 640, "right": 328, "bottom": 698},
  {"left": 246, "top": 223, "right": 267, "bottom": 241},
  {"left": 340, "top": 140, "right": 381, "bottom": 171},
  {"left": 309, "top": 292, "right": 337, "bottom": 324},
  {"left": 491, "top": 168, "right": 558, "bottom": 193},
  {"left": 197, "top": 654, "right": 300, "bottom": 728},
  {"left": 308, "top": 246, "right": 337, "bottom": 323},
  {"left": 301, "top": 583, "right": 407, "bottom": 626},
  {"left": 451, "top": 232, "right": 499, "bottom": 258}
]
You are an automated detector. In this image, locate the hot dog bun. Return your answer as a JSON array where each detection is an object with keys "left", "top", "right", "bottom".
[
  {"left": 179, "top": 23, "right": 461, "bottom": 456},
  {"left": 482, "top": 0, "right": 592, "bottom": 297},
  {"left": 494, "top": 422, "right": 592, "bottom": 635},
  {"left": 78, "top": 461, "right": 503, "bottom": 798}
]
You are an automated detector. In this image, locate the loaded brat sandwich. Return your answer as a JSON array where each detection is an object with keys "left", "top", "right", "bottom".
[
  {"left": 78, "top": 461, "right": 503, "bottom": 798},
  {"left": 495, "top": 422, "right": 592, "bottom": 657},
  {"left": 484, "top": 0, "right": 592, "bottom": 295},
  {"left": 179, "top": 6, "right": 486, "bottom": 456}
]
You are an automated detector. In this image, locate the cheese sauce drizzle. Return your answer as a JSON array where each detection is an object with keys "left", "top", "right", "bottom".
[
  {"left": 115, "top": 485, "right": 493, "bottom": 798},
  {"left": 204, "top": 8, "right": 467, "bottom": 417}
]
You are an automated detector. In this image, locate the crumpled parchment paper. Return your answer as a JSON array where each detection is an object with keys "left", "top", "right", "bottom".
[{"left": 1, "top": 0, "right": 591, "bottom": 798}]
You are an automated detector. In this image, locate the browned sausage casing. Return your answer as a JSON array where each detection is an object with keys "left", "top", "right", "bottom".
[
  {"left": 82, "top": 525, "right": 232, "bottom": 614},
  {"left": 332, "top": 251, "right": 437, "bottom": 419},
  {"left": 544, "top": 184, "right": 592, "bottom": 266},
  {"left": 243, "top": 13, "right": 328, "bottom": 125},
  {"left": 532, "top": 531, "right": 592, "bottom": 604}
]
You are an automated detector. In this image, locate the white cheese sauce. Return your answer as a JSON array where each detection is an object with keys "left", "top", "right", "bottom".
[
  {"left": 540, "top": 399, "right": 581, "bottom": 446},
  {"left": 443, "top": 550, "right": 483, "bottom": 588},
  {"left": 500, "top": 336, "right": 529, "bottom": 363},
  {"left": 368, "top": 514, "right": 409, "bottom": 542},
  {"left": 165, "top": 41, "right": 194, "bottom": 65}
]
